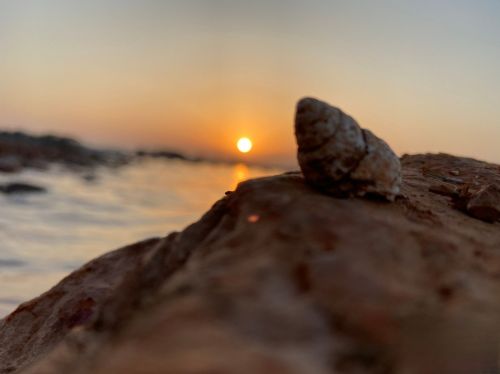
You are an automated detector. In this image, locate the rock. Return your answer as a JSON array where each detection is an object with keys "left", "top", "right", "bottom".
[
  {"left": 1, "top": 153, "right": 499, "bottom": 374},
  {"left": 136, "top": 150, "right": 188, "bottom": 161},
  {"left": 82, "top": 173, "right": 98, "bottom": 183},
  {"left": 295, "top": 97, "right": 401, "bottom": 201},
  {"left": 428, "top": 182, "right": 458, "bottom": 197},
  {"left": 466, "top": 184, "right": 500, "bottom": 222},
  {"left": 0, "top": 156, "right": 22, "bottom": 173},
  {"left": 0, "top": 131, "right": 128, "bottom": 171},
  {"left": 0, "top": 238, "right": 161, "bottom": 373},
  {"left": 0, "top": 183, "right": 46, "bottom": 194}
]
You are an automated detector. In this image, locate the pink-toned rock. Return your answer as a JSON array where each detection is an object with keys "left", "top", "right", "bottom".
[{"left": 1, "top": 154, "right": 500, "bottom": 374}]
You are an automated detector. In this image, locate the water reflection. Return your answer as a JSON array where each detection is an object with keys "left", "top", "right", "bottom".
[{"left": 232, "top": 163, "right": 249, "bottom": 189}]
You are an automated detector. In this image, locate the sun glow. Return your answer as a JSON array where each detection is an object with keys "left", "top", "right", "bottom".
[{"left": 236, "top": 137, "right": 253, "bottom": 153}]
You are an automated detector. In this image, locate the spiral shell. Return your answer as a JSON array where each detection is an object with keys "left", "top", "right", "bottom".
[{"left": 295, "top": 97, "right": 401, "bottom": 201}]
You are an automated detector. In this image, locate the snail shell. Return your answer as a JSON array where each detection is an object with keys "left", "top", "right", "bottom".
[{"left": 295, "top": 97, "right": 401, "bottom": 201}]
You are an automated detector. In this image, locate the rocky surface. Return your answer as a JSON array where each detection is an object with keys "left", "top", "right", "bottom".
[
  {"left": 295, "top": 98, "right": 401, "bottom": 201},
  {"left": 0, "top": 153, "right": 500, "bottom": 374},
  {"left": 465, "top": 184, "right": 500, "bottom": 222},
  {"left": 0, "top": 238, "right": 161, "bottom": 373}
]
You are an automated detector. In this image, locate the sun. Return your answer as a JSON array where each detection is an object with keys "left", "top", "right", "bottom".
[{"left": 236, "top": 137, "right": 253, "bottom": 153}]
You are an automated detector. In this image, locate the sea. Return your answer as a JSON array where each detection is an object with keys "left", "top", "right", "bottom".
[{"left": 0, "top": 158, "right": 281, "bottom": 317}]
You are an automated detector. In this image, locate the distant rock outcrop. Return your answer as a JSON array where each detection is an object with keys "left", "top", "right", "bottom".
[
  {"left": 0, "top": 182, "right": 46, "bottom": 194},
  {"left": 0, "top": 131, "right": 128, "bottom": 172},
  {"left": 0, "top": 156, "right": 23, "bottom": 173},
  {"left": 135, "top": 150, "right": 190, "bottom": 161},
  {"left": 0, "top": 153, "right": 499, "bottom": 374}
]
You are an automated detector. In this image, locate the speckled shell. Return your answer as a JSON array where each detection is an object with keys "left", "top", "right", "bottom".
[{"left": 295, "top": 97, "right": 401, "bottom": 201}]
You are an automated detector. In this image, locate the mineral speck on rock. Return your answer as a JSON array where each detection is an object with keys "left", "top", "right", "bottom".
[{"left": 295, "top": 97, "right": 401, "bottom": 201}]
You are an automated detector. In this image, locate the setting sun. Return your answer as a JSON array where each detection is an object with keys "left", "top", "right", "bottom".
[{"left": 237, "top": 137, "right": 253, "bottom": 154}]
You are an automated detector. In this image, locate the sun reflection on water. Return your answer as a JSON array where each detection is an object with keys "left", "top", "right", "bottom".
[{"left": 232, "top": 163, "right": 249, "bottom": 189}]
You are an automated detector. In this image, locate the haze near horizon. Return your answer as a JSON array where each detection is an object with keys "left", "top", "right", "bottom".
[{"left": 1, "top": 0, "right": 500, "bottom": 166}]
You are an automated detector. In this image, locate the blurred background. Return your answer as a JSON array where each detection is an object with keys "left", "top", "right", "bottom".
[
  {"left": 2, "top": 0, "right": 500, "bottom": 166},
  {"left": 0, "top": 0, "right": 499, "bottom": 316}
]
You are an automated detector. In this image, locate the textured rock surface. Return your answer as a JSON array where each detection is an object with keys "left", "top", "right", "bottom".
[
  {"left": 0, "top": 238, "right": 160, "bottom": 373},
  {"left": 295, "top": 98, "right": 401, "bottom": 200},
  {"left": 416, "top": 153, "right": 500, "bottom": 223},
  {"left": 1, "top": 153, "right": 500, "bottom": 374},
  {"left": 466, "top": 184, "right": 500, "bottom": 222}
]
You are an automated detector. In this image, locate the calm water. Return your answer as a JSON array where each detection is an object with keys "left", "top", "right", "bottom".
[{"left": 0, "top": 159, "right": 280, "bottom": 317}]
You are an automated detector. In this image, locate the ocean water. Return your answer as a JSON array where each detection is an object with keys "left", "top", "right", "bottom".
[{"left": 0, "top": 159, "right": 281, "bottom": 317}]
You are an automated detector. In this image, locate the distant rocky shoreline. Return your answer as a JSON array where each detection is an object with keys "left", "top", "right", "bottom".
[
  {"left": 0, "top": 131, "right": 217, "bottom": 195},
  {"left": 0, "top": 131, "right": 129, "bottom": 173},
  {"left": 0, "top": 131, "right": 254, "bottom": 176}
]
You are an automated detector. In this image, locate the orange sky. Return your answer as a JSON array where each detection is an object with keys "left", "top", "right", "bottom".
[{"left": 1, "top": 1, "right": 500, "bottom": 167}]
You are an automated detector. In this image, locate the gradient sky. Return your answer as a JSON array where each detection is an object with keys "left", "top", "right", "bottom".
[{"left": 1, "top": 0, "right": 499, "bottom": 166}]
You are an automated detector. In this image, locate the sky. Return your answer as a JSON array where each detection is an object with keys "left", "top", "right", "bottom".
[{"left": 1, "top": 0, "right": 499, "bottom": 166}]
